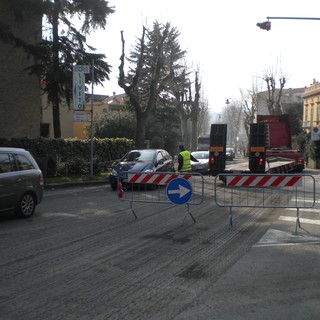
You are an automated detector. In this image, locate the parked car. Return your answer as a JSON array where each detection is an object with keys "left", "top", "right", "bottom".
[
  {"left": 191, "top": 150, "right": 210, "bottom": 174},
  {"left": 110, "top": 149, "right": 175, "bottom": 190},
  {"left": 0, "top": 147, "right": 44, "bottom": 218},
  {"left": 226, "top": 147, "right": 235, "bottom": 160}
]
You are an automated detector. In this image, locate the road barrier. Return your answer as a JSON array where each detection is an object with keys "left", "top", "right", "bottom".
[
  {"left": 118, "top": 171, "right": 204, "bottom": 224},
  {"left": 214, "top": 173, "right": 316, "bottom": 231}
]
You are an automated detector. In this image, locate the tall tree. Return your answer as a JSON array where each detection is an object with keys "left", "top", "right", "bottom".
[
  {"left": 0, "top": 0, "right": 114, "bottom": 138},
  {"left": 118, "top": 21, "right": 186, "bottom": 148},
  {"left": 222, "top": 100, "right": 242, "bottom": 153},
  {"left": 263, "top": 68, "right": 287, "bottom": 115},
  {"left": 240, "top": 85, "right": 259, "bottom": 149},
  {"left": 189, "top": 72, "right": 201, "bottom": 151},
  {"left": 170, "top": 69, "right": 191, "bottom": 147},
  {"left": 40, "top": 0, "right": 114, "bottom": 138}
]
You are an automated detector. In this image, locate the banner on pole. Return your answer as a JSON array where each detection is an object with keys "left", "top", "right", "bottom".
[{"left": 73, "top": 65, "right": 90, "bottom": 110}]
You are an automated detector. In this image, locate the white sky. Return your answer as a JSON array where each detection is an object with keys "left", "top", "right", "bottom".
[{"left": 87, "top": 0, "right": 320, "bottom": 113}]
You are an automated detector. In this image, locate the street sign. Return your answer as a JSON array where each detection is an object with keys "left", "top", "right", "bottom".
[
  {"left": 73, "top": 65, "right": 90, "bottom": 110},
  {"left": 311, "top": 127, "right": 320, "bottom": 141},
  {"left": 166, "top": 177, "right": 192, "bottom": 205},
  {"left": 73, "top": 112, "right": 88, "bottom": 122}
]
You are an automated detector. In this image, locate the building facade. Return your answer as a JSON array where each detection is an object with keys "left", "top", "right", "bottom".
[
  {"left": 0, "top": 2, "right": 42, "bottom": 139},
  {"left": 41, "top": 92, "right": 127, "bottom": 139},
  {"left": 302, "top": 79, "right": 320, "bottom": 130},
  {"left": 257, "top": 88, "right": 305, "bottom": 116}
]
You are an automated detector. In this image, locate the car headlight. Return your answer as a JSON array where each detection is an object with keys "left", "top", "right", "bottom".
[
  {"left": 111, "top": 169, "right": 118, "bottom": 176},
  {"left": 144, "top": 169, "right": 154, "bottom": 173}
]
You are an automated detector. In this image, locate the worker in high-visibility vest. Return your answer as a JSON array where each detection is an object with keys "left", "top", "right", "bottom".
[{"left": 178, "top": 145, "right": 198, "bottom": 172}]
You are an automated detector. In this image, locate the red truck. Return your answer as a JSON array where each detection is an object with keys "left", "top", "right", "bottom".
[
  {"left": 209, "top": 114, "right": 304, "bottom": 176},
  {"left": 257, "top": 114, "right": 304, "bottom": 173}
]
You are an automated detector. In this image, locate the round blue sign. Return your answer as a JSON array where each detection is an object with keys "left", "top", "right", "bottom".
[{"left": 166, "top": 178, "right": 192, "bottom": 205}]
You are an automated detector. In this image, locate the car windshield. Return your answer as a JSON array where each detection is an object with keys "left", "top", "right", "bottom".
[
  {"left": 122, "top": 150, "right": 155, "bottom": 162},
  {"left": 191, "top": 152, "right": 209, "bottom": 160}
]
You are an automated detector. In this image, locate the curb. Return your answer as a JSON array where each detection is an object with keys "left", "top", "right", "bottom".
[{"left": 44, "top": 179, "right": 109, "bottom": 190}]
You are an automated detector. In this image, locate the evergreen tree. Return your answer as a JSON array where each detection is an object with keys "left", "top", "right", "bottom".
[
  {"left": 0, "top": 0, "right": 114, "bottom": 138},
  {"left": 119, "top": 21, "right": 186, "bottom": 148}
]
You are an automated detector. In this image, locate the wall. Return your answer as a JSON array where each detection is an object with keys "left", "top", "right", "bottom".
[{"left": 0, "top": 2, "right": 42, "bottom": 138}]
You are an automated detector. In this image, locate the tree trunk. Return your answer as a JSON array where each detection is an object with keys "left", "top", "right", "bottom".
[{"left": 135, "top": 111, "right": 147, "bottom": 148}]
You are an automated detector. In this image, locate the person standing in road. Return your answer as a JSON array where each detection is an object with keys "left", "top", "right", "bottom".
[{"left": 178, "top": 145, "right": 198, "bottom": 172}]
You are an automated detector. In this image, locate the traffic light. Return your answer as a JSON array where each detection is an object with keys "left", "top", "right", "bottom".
[
  {"left": 257, "top": 21, "right": 271, "bottom": 31},
  {"left": 259, "top": 157, "right": 264, "bottom": 166}
]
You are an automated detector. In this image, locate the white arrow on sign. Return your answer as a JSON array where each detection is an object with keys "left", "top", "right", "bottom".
[{"left": 168, "top": 184, "right": 191, "bottom": 198}]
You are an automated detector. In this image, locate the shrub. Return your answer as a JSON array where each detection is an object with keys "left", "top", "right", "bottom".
[{"left": 0, "top": 137, "right": 135, "bottom": 177}]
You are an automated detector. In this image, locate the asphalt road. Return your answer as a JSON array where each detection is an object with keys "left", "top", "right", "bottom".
[{"left": 0, "top": 172, "right": 319, "bottom": 320}]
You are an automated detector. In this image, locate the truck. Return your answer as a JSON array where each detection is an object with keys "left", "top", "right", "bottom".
[
  {"left": 197, "top": 136, "right": 210, "bottom": 151},
  {"left": 256, "top": 114, "right": 304, "bottom": 172},
  {"left": 209, "top": 114, "right": 304, "bottom": 176}
]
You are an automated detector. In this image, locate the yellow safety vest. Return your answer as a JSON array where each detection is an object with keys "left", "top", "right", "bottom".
[{"left": 179, "top": 150, "right": 192, "bottom": 172}]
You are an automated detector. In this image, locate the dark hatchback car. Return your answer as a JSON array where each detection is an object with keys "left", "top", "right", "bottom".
[
  {"left": 110, "top": 149, "right": 175, "bottom": 190},
  {"left": 0, "top": 147, "right": 44, "bottom": 218},
  {"left": 226, "top": 147, "right": 235, "bottom": 161}
]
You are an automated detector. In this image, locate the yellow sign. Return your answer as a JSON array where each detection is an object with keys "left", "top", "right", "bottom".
[
  {"left": 210, "top": 146, "right": 224, "bottom": 152},
  {"left": 250, "top": 146, "right": 265, "bottom": 152}
]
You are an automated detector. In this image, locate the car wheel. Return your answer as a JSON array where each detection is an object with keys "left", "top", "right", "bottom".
[{"left": 15, "top": 192, "right": 36, "bottom": 218}]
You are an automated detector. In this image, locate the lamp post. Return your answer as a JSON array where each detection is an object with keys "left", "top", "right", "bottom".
[{"left": 89, "top": 59, "right": 94, "bottom": 177}]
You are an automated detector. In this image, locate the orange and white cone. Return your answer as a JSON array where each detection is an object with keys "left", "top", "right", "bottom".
[{"left": 118, "top": 181, "right": 124, "bottom": 198}]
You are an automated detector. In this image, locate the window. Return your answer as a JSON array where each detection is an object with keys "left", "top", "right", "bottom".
[
  {"left": 0, "top": 153, "right": 12, "bottom": 173},
  {"left": 15, "top": 154, "right": 34, "bottom": 171}
]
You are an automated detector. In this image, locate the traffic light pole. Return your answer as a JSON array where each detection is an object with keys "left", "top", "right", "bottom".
[
  {"left": 267, "top": 16, "right": 320, "bottom": 21},
  {"left": 257, "top": 16, "right": 320, "bottom": 31}
]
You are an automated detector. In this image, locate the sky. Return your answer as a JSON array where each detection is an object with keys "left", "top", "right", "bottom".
[{"left": 87, "top": 0, "right": 320, "bottom": 113}]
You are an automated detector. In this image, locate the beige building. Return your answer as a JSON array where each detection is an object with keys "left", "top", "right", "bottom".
[
  {"left": 41, "top": 92, "right": 127, "bottom": 139},
  {"left": 302, "top": 79, "right": 320, "bottom": 130}
]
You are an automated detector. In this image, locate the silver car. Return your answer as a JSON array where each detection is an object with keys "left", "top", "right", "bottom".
[
  {"left": 0, "top": 147, "right": 44, "bottom": 218},
  {"left": 191, "top": 150, "right": 210, "bottom": 174}
]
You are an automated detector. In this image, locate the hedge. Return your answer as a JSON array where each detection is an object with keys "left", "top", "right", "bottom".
[{"left": 0, "top": 137, "right": 135, "bottom": 178}]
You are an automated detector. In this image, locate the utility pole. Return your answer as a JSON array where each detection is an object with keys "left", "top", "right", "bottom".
[{"left": 90, "top": 59, "right": 94, "bottom": 177}]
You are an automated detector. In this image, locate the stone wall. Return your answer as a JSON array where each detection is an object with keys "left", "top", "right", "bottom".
[{"left": 0, "top": 2, "right": 42, "bottom": 138}]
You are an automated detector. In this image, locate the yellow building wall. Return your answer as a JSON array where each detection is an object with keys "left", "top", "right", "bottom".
[
  {"left": 41, "top": 96, "right": 74, "bottom": 138},
  {"left": 303, "top": 82, "right": 320, "bottom": 130},
  {"left": 41, "top": 92, "right": 127, "bottom": 139}
]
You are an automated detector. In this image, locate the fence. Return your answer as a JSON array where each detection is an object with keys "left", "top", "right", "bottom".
[
  {"left": 214, "top": 173, "right": 316, "bottom": 231},
  {"left": 118, "top": 171, "right": 204, "bottom": 224}
]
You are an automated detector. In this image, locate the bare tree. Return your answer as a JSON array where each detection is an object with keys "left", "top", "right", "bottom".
[
  {"left": 197, "top": 95, "right": 210, "bottom": 137},
  {"left": 169, "top": 68, "right": 191, "bottom": 147},
  {"left": 189, "top": 72, "right": 201, "bottom": 151},
  {"left": 263, "top": 67, "right": 287, "bottom": 114},
  {"left": 240, "top": 86, "right": 258, "bottom": 143},
  {"left": 222, "top": 101, "right": 242, "bottom": 153}
]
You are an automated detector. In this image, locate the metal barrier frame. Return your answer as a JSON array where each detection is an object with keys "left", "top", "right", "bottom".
[
  {"left": 118, "top": 171, "right": 204, "bottom": 224},
  {"left": 214, "top": 173, "right": 316, "bottom": 231}
]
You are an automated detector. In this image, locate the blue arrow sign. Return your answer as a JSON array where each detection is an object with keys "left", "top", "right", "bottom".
[{"left": 166, "top": 178, "right": 192, "bottom": 205}]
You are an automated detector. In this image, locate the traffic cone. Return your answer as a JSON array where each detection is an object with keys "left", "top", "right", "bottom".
[{"left": 118, "top": 181, "right": 124, "bottom": 198}]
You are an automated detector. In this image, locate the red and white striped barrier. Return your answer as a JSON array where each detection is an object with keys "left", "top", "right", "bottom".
[
  {"left": 226, "top": 175, "right": 302, "bottom": 187},
  {"left": 128, "top": 173, "right": 191, "bottom": 185}
]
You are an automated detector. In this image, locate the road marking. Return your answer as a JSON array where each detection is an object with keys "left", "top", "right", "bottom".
[
  {"left": 279, "top": 215, "right": 320, "bottom": 225},
  {"left": 255, "top": 228, "right": 320, "bottom": 247},
  {"left": 285, "top": 208, "right": 320, "bottom": 214}
]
